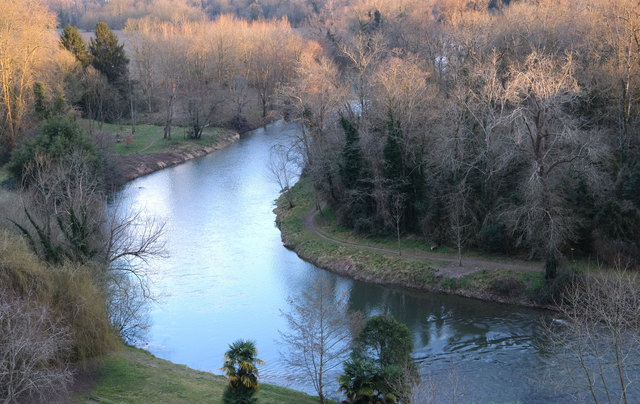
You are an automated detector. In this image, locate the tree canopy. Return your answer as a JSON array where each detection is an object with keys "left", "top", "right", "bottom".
[
  {"left": 90, "top": 22, "right": 129, "bottom": 84},
  {"left": 7, "top": 116, "right": 102, "bottom": 184},
  {"left": 61, "top": 24, "right": 93, "bottom": 68}
]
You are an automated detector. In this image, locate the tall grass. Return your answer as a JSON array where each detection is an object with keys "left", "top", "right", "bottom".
[{"left": 0, "top": 231, "right": 119, "bottom": 366}]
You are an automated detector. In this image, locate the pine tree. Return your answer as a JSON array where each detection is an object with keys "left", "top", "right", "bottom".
[
  {"left": 340, "top": 116, "right": 365, "bottom": 190},
  {"left": 383, "top": 108, "right": 405, "bottom": 189},
  {"left": 60, "top": 25, "right": 93, "bottom": 68},
  {"left": 339, "top": 116, "right": 376, "bottom": 232},
  {"left": 383, "top": 107, "right": 427, "bottom": 232},
  {"left": 89, "top": 22, "right": 129, "bottom": 84}
]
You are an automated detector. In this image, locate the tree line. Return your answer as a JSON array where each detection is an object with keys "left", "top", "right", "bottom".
[{"left": 273, "top": 0, "right": 640, "bottom": 278}]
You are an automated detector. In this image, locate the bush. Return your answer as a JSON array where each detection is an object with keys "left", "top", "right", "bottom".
[
  {"left": 0, "top": 287, "right": 74, "bottom": 404},
  {"left": 7, "top": 116, "right": 103, "bottom": 185},
  {"left": 0, "top": 231, "right": 118, "bottom": 367},
  {"left": 0, "top": 230, "right": 52, "bottom": 297},
  {"left": 52, "top": 263, "right": 118, "bottom": 365},
  {"left": 226, "top": 114, "right": 253, "bottom": 133},
  {"left": 340, "top": 315, "right": 419, "bottom": 404},
  {"left": 491, "top": 277, "right": 524, "bottom": 297},
  {"left": 533, "top": 268, "right": 585, "bottom": 306},
  {"left": 222, "top": 386, "right": 258, "bottom": 404}
]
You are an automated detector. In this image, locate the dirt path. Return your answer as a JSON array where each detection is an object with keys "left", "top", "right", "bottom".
[
  {"left": 139, "top": 136, "right": 162, "bottom": 152},
  {"left": 305, "top": 205, "right": 542, "bottom": 279}
]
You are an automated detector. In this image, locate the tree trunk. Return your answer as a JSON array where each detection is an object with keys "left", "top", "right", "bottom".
[{"left": 164, "top": 86, "right": 175, "bottom": 140}]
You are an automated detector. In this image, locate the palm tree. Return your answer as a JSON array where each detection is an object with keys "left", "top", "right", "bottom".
[{"left": 220, "top": 339, "right": 265, "bottom": 393}]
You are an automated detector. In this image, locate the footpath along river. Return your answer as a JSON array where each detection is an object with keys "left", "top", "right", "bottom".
[{"left": 118, "top": 121, "right": 574, "bottom": 404}]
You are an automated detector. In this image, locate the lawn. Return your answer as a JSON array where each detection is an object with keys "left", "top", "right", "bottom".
[
  {"left": 74, "top": 345, "right": 333, "bottom": 404},
  {"left": 78, "top": 119, "right": 227, "bottom": 156}
]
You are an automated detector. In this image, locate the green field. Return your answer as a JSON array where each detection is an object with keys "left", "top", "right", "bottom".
[
  {"left": 74, "top": 345, "right": 334, "bottom": 404},
  {"left": 79, "top": 120, "right": 228, "bottom": 156}
]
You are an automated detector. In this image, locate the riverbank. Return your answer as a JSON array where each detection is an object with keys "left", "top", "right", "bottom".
[
  {"left": 72, "top": 343, "right": 333, "bottom": 404},
  {"left": 115, "top": 130, "right": 240, "bottom": 184},
  {"left": 79, "top": 121, "right": 241, "bottom": 185},
  {"left": 275, "top": 177, "right": 548, "bottom": 308}
]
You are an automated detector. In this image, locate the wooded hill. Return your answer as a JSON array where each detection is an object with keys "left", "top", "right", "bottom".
[{"left": 4, "top": 0, "right": 640, "bottom": 279}]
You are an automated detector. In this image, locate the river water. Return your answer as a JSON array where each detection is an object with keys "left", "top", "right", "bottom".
[{"left": 118, "top": 121, "right": 574, "bottom": 404}]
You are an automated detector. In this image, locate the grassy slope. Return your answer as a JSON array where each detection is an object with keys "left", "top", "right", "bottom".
[
  {"left": 275, "top": 177, "right": 442, "bottom": 288},
  {"left": 276, "top": 178, "right": 546, "bottom": 305},
  {"left": 74, "top": 345, "right": 331, "bottom": 404},
  {"left": 79, "top": 119, "right": 230, "bottom": 156}
]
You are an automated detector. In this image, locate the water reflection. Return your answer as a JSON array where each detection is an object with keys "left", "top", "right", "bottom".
[{"left": 118, "top": 121, "right": 571, "bottom": 403}]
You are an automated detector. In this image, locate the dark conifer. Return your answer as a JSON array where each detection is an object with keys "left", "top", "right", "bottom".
[
  {"left": 340, "top": 116, "right": 365, "bottom": 191},
  {"left": 89, "top": 22, "right": 129, "bottom": 84},
  {"left": 60, "top": 24, "right": 93, "bottom": 68}
]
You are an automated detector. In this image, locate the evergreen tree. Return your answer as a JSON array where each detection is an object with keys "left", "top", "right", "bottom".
[
  {"left": 383, "top": 109, "right": 404, "bottom": 186},
  {"left": 33, "top": 83, "right": 66, "bottom": 119},
  {"left": 33, "top": 82, "right": 47, "bottom": 117},
  {"left": 8, "top": 117, "right": 102, "bottom": 184},
  {"left": 338, "top": 315, "right": 418, "bottom": 404},
  {"left": 60, "top": 25, "right": 93, "bottom": 68},
  {"left": 338, "top": 116, "right": 378, "bottom": 233},
  {"left": 89, "top": 22, "right": 129, "bottom": 84},
  {"left": 340, "top": 116, "right": 365, "bottom": 190},
  {"left": 624, "top": 161, "right": 640, "bottom": 209},
  {"left": 383, "top": 107, "right": 427, "bottom": 233}
]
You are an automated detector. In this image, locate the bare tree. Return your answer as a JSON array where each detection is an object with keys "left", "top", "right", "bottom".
[
  {"left": 389, "top": 192, "right": 405, "bottom": 256},
  {"left": 0, "top": 288, "right": 74, "bottom": 404},
  {"left": 411, "top": 359, "right": 465, "bottom": 404},
  {"left": 338, "top": 30, "right": 387, "bottom": 117},
  {"left": 106, "top": 270, "right": 153, "bottom": 345},
  {"left": 0, "top": 0, "right": 57, "bottom": 151},
  {"left": 124, "top": 17, "right": 157, "bottom": 113},
  {"left": 102, "top": 195, "right": 167, "bottom": 276},
  {"left": 154, "top": 23, "right": 187, "bottom": 140},
  {"left": 265, "top": 143, "right": 301, "bottom": 209},
  {"left": 504, "top": 52, "right": 606, "bottom": 279},
  {"left": 278, "top": 277, "right": 363, "bottom": 404},
  {"left": 542, "top": 268, "right": 640, "bottom": 404},
  {"left": 449, "top": 189, "right": 472, "bottom": 267}
]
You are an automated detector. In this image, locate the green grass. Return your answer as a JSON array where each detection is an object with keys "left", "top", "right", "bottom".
[
  {"left": 0, "top": 166, "right": 8, "bottom": 183},
  {"left": 457, "top": 269, "right": 545, "bottom": 296},
  {"left": 74, "top": 345, "right": 333, "bottom": 404},
  {"left": 276, "top": 178, "right": 547, "bottom": 303},
  {"left": 276, "top": 178, "right": 441, "bottom": 289},
  {"left": 79, "top": 119, "right": 228, "bottom": 156},
  {"left": 313, "top": 198, "right": 530, "bottom": 266}
]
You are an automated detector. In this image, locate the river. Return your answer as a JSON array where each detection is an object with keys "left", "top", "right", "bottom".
[{"left": 118, "top": 121, "right": 575, "bottom": 404}]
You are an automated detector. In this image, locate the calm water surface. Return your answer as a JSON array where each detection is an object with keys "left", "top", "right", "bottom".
[{"left": 119, "top": 121, "right": 571, "bottom": 403}]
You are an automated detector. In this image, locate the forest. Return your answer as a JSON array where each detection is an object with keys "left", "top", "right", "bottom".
[
  {"left": 4, "top": 0, "right": 635, "bottom": 278},
  {"left": 2, "top": 0, "right": 640, "bottom": 401}
]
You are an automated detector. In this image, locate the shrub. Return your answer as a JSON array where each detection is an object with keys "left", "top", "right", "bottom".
[
  {"left": 491, "top": 277, "right": 524, "bottom": 297},
  {"left": 52, "top": 263, "right": 118, "bottom": 366},
  {"left": 340, "top": 315, "right": 419, "bottom": 403},
  {"left": 222, "top": 387, "right": 258, "bottom": 404},
  {"left": 481, "top": 222, "right": 506, "bottom": 253},
  {"left": 7, "top": 116, "right": 102, "bottom": 185},
  {"left": 0, "top": 231, "right": 118, "bottom": 367},
  {"left": 0, "top": 287, "right": 74, "bottom": 404}
]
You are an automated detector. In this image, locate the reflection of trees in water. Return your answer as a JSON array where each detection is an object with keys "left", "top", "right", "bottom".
[{"left": 346, "top": 282, "right": 544, "bottom": 354}]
